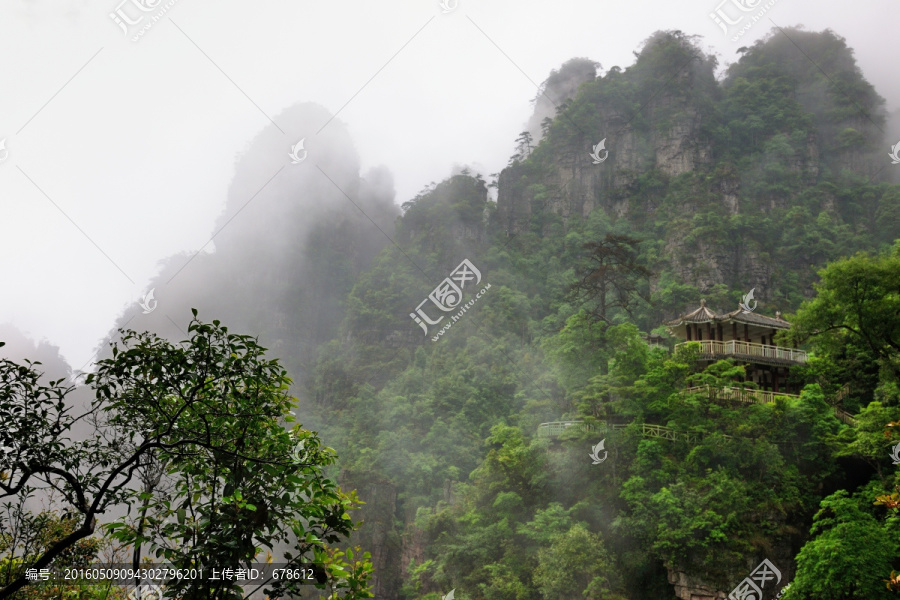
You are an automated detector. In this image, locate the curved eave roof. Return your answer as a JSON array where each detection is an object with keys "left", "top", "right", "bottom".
[
  {"left": 719, "top": 308, "right": 790, "bottom": 329},
  {"left": 665, "top": 304, "right": 718, "bottom": 325},
  {"left": 666, "top": 305, "right": 790, "bottom": 329}
]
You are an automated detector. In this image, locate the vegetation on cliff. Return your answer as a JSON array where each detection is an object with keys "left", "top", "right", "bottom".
[
  {"left": 4, "top": 26, "right": 900, "bottom": 600},
  {"left": 301, "top": 28, "right": 900, "bottom": 599}
]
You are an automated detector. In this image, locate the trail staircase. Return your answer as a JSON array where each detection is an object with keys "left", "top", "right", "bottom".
[
  {"left": 538, "top": 420, "right": 721, "bottom": 443},
  {"left": 538, "top": 384, "right": 858, "bottom": 442},
  {"left": 685, "top": 384, "right": 857, "bottom": 426}
]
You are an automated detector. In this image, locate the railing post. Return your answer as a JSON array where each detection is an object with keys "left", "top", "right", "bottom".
[{"left": 675, "top": 340, "right": 808, "bottom": 364}]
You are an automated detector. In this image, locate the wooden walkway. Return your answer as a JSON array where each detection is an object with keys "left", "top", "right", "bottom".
[
  {"left": 537, "top": 384, "right": 858, "bottom": 442},
  {"left": 537, "top": 420, "right": 721, "bottom": 443},
  {"left": 685, "top": 385, "right": 858, "bottom": 426},
  {"left": 536, "top": 420, "right": 821, "bottom": 448},
  {"left": 684, "top": 385, "right": 800, "bottom": 405}
]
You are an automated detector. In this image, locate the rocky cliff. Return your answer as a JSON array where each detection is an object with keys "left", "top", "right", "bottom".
[{"left": 495, "top": 29, "right": 889, "bottom": 306}]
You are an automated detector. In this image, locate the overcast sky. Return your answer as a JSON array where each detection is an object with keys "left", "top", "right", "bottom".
[{"left": 1, "top": 0, "right": 898, "bottom": 372}]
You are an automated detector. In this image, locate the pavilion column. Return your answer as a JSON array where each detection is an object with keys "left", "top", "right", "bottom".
[{"left": 744, "top": 324, "right": 749, "bottom": 342}]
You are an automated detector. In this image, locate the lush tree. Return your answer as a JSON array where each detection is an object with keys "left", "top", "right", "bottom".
[
  {"left": 567, "top": 234, "right": 652, "bottom": 326},
  {"left": 510, "top": 131, "right": 535, "bottom": 165},
  {"left": 783, "top": 490, "right": 897, "bottom": 600},
  {"left": 833, "top": 402, "right": 900, "bottom": 480},
  {"left": 542, "top": 311, "right": 610, "bottom": 396},
  {"left": 533, "top": 524, "right": 626, "bottom": 600},
  {"left": 0, "top": 505, "right": 120, "bottom": 600},
  {"left": 0, "top": 316, "right": 372, "bottom": 600},
  {"left": 785, "top": 243, "right": 900, "bottom": 384}
]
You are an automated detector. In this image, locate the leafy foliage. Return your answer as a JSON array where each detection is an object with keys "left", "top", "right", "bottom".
[
  {"left": 298, "top": 28, "right": 900, "bottom": 599},
  {"left": 0, "top": 317, "right": 372, "bottom": 600}
]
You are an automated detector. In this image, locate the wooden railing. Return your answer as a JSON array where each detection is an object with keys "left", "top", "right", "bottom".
[
  {"left": 539, "top": 384, "right": 857, "bottom": 440},
  {"left": 833, "top": 385, "right": 857, "bottom": 425},
  {"left": 538, "top": 417, "right": 862, "bottom": 446},
  {"left": 685, "top": 385, "right": 800, "bottom": 405},
  {"left": 538, "top": 421, "right": 714, "bottom": 443},
  {"left": 833, "top": 407, "right": 858, "bottom": 426},
  {"left": 835, "top": 383, "right": 852, "bottom": 403},
  {"left": 675, "top": 340, "right": 808, "bottom": 364},
  {"left": 686, "top": 385, "right": 858, "bottom": 426},
  {"left": 634, "top": 423, "right": 705, "bottom": 443},
  {"left": 536, "top": 421, "right": 594, "bottom": 438}
]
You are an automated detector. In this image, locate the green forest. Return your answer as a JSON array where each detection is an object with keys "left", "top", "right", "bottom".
[{"left": 3, "top": 27, "right": 900, "bottom": 600}]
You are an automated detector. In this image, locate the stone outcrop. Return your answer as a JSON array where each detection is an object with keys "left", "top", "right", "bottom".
[
  {"left": 340, "top": 473, "right": 401, "bottom": 598},
  {"left": 494, "top": 45, "right": 836, "bottom": 302},
  {"left": 665, "top": 541, "right": 796, "bottom": 600},
  {"left": 667, "top": 567, "right": 726, "bottom": 600},
  {"left": 497, "top": 73, "right": 714, "bottom": 236}
]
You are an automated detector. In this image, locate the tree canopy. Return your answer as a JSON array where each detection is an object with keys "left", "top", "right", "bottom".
[{"left": 0, "top": 314, "right": 372, "bottom": 600}]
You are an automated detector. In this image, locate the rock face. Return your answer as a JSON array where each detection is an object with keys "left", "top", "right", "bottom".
[
  {"left": 525, "top": 57, "right": 599, "bottom": 145},
  {"left": 340, "top": 473, "right": 401, "bottom": 598},
  {"left": 495, "top": 30, "right": 886, "bottom": 304},
  {"left": 400, "top": 524, "right": 429, "bottom": 588},
  {"left": 497, "top": 70, "right": 714, "bottom": 235},
  {"left": 667, "top": 568, "right": 726, "bottom": 600},
  {"left": 662, "top": 238, "right": 776, "bottom": 296},
  {"left": 665, "top": 543, "right": 796, "bottom": 600}
]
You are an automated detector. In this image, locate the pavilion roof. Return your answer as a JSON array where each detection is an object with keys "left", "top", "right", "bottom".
[{"left": 665, "top": 299, "right": 790, "bottom": 330}]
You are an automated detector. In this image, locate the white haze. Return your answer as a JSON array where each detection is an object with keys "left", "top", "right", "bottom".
[{"left": 1, "top": 0, "right": 899, "bottom": 369}]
